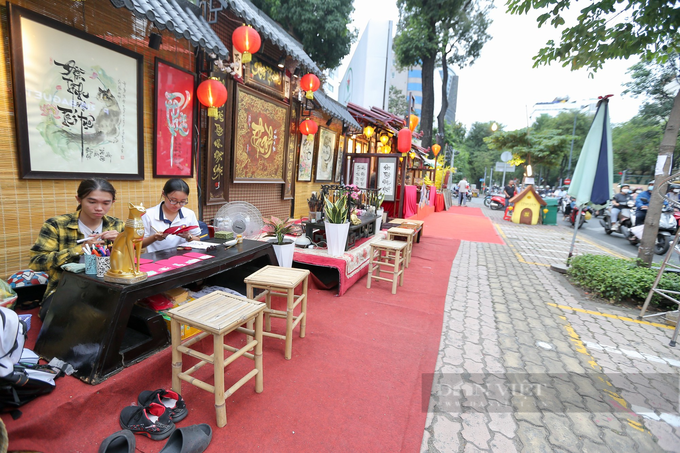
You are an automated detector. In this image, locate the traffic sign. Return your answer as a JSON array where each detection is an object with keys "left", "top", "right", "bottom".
[
  {"left": 495, "top": 162, "right": 515, "bottom": 172},
  {"left": 500, "top": 151, "right": 513, "bottom": 162},
  {"left": 564, "top": 178, "right": 571, "bottom": 185}
]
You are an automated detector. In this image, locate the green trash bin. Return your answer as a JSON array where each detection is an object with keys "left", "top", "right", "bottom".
[{"left": 542, "top": 198, "right": 559, "bottom": 225}]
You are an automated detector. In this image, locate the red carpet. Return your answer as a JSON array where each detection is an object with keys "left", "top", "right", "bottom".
[
  {"left": 422, "top": 208, "right": 505, "bottom": 244},
  {"left": 5, "top": 227, "right": 459, "bottom": 452}
]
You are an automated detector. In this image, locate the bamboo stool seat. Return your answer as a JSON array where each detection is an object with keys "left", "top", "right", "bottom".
[
  {"left": 367, "top": 239, "right": 407, "bottom": 294},
  {"left": 244, "top": 265, "right": 310, "bottom": 360},
  {"left": 168, "top": 291, "right": 265, "bottom": 427},
  {"left": 388, "top": 218, "right": 424, "bottom": 242},
  {"left": 386, "top": 227, "right": 416, "bottom": 267}
]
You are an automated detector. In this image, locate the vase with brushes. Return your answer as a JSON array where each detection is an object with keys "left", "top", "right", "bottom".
[
  {"left": 372, "top": 190, "right": 385, "bottom": 230},
  {"left": 307, "top": 192, "right": 324, "bottom": 223},
  {"left": 323, "top": 194, "right": 350, "bottom": 257},
  {"left": 262, "top": 216, "right": 302, "bottom": 267}
]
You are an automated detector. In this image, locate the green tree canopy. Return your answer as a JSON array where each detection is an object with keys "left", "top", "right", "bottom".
[
  {"left": 623, "top": 55, "right": 679, "bottom": 124},
  {"left": 251, "top": 0, "right": 357, "bottom": 70},
  {"left": 387, "top": 86, "right": 410, "bottom": 117}
]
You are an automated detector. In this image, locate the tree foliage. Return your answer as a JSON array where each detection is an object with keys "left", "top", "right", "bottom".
[
  {"left": 251, "top": 0, "right": 357, "bottom": 70},
  {"left": 623, "top": 55, "right": 679, "bottom": 124},
  {"left": 612, "top": 116, "right": 664, "bottom": 177},
  {"left": 387, "top": 86, "right": 410, "bottom": 117},
  {"left": 393, "top": 0, "right": 492, "bottom": 148}
]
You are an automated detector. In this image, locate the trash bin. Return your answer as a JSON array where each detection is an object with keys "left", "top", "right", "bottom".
[{"left": 543, "top": 198, "right": 559, "bottom": 225}]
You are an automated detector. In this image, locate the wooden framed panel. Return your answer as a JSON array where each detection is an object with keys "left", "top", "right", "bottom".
[{"left": 315, "top": 127, "right": 336, "bottom": 182}]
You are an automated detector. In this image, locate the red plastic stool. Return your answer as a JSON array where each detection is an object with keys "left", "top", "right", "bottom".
[{"left": 503, "top": 206, "right": 513, "bottom": 221}]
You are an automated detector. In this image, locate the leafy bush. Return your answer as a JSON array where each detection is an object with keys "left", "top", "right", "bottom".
[{"left": 568, "top": 254, "right": 680, "bottom": 308}]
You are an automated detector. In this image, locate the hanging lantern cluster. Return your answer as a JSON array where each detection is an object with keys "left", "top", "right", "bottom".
[
  {"left": 300, "top": 73, "right": 320, "bottom": 100},
  {"left": 363, "top": 125, "right": 375, "bottom": 138},
  {"left": 299, "top": 119, "right": 318, "bottom": 141},
  {"left": 397, "top": 127, "right": 411, "bottom": 154},
  {"left": 232, "top": 25, "right": 261, "bottom": 64},
  {"left": 197, "top": 78, "right": 228, "bottom": 118}
]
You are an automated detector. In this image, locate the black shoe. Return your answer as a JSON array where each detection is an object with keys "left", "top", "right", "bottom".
[
  {"left": 120, "top": 403, "right": 175, "bottom": 440},
  {"left": 138, "top": 389, "right": 188, "bottom": 423}
]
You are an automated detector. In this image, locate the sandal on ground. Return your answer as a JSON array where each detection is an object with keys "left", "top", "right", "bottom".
[
  {"left": 99, "top": 429, "right": 135, "bottom": 453},
  {"left": 159, "top": 424, "right": 212, "bottom": 453},
  {"left": 138, "top": 389, "right": 188, "bottom": 423},
  {"left": 119, "top": 402, "right": 175, "bottom": 440}
]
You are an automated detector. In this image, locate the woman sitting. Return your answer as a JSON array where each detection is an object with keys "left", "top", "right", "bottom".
[
  {"left": 29, "top": 178, "right": 124, "bottom": 319},
  {"left": 142, "top": 179, "right": 201, "bottom": 252}
]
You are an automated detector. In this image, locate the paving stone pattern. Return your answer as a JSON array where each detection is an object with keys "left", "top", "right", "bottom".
[{"left": 422, "top": 210, "right": 680, "bottom": 452}]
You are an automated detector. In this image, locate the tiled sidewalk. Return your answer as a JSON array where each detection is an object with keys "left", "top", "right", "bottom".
[{"left": 422, "top": 208, "right": 680, "bottom": 452}]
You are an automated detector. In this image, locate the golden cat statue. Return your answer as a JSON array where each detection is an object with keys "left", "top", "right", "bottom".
[{"left": 104, "top": 202, "right": 147, "bottom": 284}]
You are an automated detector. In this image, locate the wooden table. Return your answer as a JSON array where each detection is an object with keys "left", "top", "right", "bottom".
[{"left": 34, "top": 239, "right": 277, "bottom": 384}]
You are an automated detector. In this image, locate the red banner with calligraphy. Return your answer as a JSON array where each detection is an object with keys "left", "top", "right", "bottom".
[{"left": 206, "top": 72, "right": 228, "bottom": 204}]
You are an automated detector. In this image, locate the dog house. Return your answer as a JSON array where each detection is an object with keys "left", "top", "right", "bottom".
[{"left": 509, "top": 186, "right": 547, "bottom": 225}]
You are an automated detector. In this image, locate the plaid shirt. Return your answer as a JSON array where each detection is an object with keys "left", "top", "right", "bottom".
[{"left": 29, "top": 212, "right": 124, "bottom": 300}]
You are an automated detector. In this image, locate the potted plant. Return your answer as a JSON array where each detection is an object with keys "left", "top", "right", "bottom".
[
  {"left": 375, "top": 191, "right": 385, "bottom": 230},
  {"left": 323, "top": 194, "right": 350, "bottom": 257},
  {"left": 262, "top": 216, "right": 302, "bottom": 267}
]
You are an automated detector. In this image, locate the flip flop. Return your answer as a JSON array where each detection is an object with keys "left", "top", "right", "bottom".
[
  {"left": 159, "top": 423, "right": 212, "bottom": 453},
  {"left": 99, "top": 429, "right": 135, "bottom": 453}
]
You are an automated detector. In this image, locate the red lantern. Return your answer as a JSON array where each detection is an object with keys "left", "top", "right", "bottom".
[
  {"left": 196, "top": 78, "right": 228, "bottom": 118},
  {"left": 432, "top": 144, "right": 441, "bottom": 157},
  {"left": 232, "top": 25, "right": 261, "bottom": 64},
  {"left": 300, "top": 73, "right": 320, "bottom": 100},
  {"left": 299, "top": 119, "right": 318, "bottom": 140},
  {"left": 398, "top": 127, "right": 412, "bottom": 154}
]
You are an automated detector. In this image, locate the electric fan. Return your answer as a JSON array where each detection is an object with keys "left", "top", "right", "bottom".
[{"left": 213, "top": 201, "right": 264, "bottom": 239}]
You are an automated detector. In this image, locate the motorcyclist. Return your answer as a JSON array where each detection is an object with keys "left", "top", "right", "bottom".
[
  {"left": 635, "top": 180, "right": 668, "bottom": 225},
  {"left": 610, "top": 184, "right": 632, "bottom": 229}
]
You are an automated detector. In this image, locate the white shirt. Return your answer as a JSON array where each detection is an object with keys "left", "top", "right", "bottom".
[
  {"left": 458, "top": 180, "right": 469, "bottom": 193},
  {"left": 142, "top": 202, "right": 202, "bottom": 252}
]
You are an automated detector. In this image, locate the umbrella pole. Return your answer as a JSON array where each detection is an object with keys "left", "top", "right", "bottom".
[{"left": 567, "top": 205, "right": 583, "bottom": 261}]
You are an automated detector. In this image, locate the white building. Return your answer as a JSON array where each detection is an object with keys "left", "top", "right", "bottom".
[{"left": 529, "top": 97, "right": 598, "bottom": 124}]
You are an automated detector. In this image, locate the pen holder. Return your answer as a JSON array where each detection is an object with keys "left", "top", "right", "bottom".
[
  {"left": 96, "top": 256, "right": 111, "bottom": 278},
  {"left": 84, "top": 254, "right": 97, "bottom": 275}
]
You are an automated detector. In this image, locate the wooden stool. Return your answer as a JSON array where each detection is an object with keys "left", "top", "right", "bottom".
[
  {"left": 388, "top": 218, "right": 424, "bottom": 242},
  {"left": 367, "top": 239, "right": 407, "bottom": 294},
  {"left": 168, "top": 291, "right": 265, "bottom": 427},
  {"left": 244, "top": 266, "right": 310, "bottom": 360},
  {"left": 387, "top": 227, "right": 416, "bottom": 267}
]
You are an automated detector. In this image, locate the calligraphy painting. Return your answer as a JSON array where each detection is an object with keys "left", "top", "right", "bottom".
[
  {"left": 353, "top": 161, "right": 369, "bottom": 189},
  {"left": 247, "top": 58, "right": 283, "bottom": 94},
  {"left": 154, "top": 59, "right": 195, "bottom": 177},
  {"left": 206, "top": 72, "right": 229, "bottom": 204},
  {"left": 9, "top": 5, "right": 143, "bottom": 179},
  {"left": 377, "top": 157, "right": 397, "bottom": 201},
  {"left": 233, "top": 86, "right": 288, "bottom": 183},
  {"left": 334, "top": 136, "right": 345, "bottom": 182},
  {"left": 297, "top": 132, "right": 315, "bottom": 182},
  {"left": 315, "top": 128, "right": 336, "bottom": 182},
  {"left": 282, "top": 105, "right": 298, "bottom": 199}
]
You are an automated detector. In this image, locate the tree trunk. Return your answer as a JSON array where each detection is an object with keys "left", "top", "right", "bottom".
[
  {"left": 637, "top": 88, "right": 680, "bottom": 265},
  {"left": 437, "top": 50, "right": 449, "bottom": 146},
  {"left": 421, "top": 53, "right": 436, "bottom": 149}
]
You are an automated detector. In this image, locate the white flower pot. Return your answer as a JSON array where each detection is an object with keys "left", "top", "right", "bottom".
[
  {"left": 324, "top": 221, "right": 350, "bottom": 257},
  {"left": 271, "top": 240, "right": 295, "bottom": 267},
  {"left": 375, "top": 208, "right": 384, "bottom": 231}
]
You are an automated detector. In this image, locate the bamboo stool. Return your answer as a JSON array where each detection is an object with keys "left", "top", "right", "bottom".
[
  {"left": 388, "top": 218, "right": 424, "bottom": 242},
  {"left": 367, "top": 239, "right": 407, "bottom": 294},
  {"left": 244, "top": 265, "right": 310, "bottom": 360},
  {"left": 168, "top": 291, "right": 265, "bottom": 428},
  {"left": 386, "top": 227, "right": 416, "bottom": 267}
]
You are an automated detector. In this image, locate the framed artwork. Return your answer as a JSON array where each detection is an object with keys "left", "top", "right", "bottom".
[
  {"left": 9, "top": 4, "right": 144, "bottom": 180},
  {"left": 377, "top": 157, "right": 398, "bottom": 201},
  {"left": 233, "top": 85, "right": 289, "bottom": 183},
  {"left": 282, "top": 104, "right": 298, "bottom": 199},
  {"left": 315, "top": 128, "right": 337, "bottom": 182},
  {"left": 334, "top": 136, "right": 345, "bottom": 182},
  {"left": 154, "top": 59, "right": 196, "bottom": 177},
  {"left": 205, "top": 72, "right": 229, "bottom": 205},
  {"left": 246, "top": 58, "right": 284, "bottom": 95},
  {"left": 353, "top": 160, "right": 369, "bottom": 189},
  {"left": 297, "top": 133, "right": 315, "bottom": 182}
]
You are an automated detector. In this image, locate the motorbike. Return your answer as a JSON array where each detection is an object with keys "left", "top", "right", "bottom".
[
  {"left": 485, "top": 194, "right": 506, "bottom": 210},
  {"left": 626, "top": 206, "right": 677, "bottom": 255},
  {"left": 558, "top": 197, "right": 570, "bottom": 214},
  {"left": 569, "top": 205, "right": 592, "bottom": 228},
  {"left": 600, "top": 199, "right": 635, "bottom": 236}
]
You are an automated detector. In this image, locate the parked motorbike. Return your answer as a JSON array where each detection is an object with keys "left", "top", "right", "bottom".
[
  {"left": 486, "top": 194, "right": 506, "bottom": 210},
  {"left": 626, "top": 206, "right": 676, "bottom": 255},
  {"left": 558, "top": 197, "right": 570, "bottom": 214},
  {"left": 600, "top": 199, "right": 635, "bottom": 236}
]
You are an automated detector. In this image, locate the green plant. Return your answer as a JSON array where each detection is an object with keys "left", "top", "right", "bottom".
[
  {"left": 323, "top": 194, "right": 349, "bottom": 224},
  {"left": 262, "top": 216, "right": 302, "bottom": 245},
  {"left": 567, "top": 254, "right": 680, "bottom": 308}
]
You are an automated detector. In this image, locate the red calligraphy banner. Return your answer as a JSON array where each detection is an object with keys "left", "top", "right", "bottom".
[{"left": 153, "top": 59, "right": 196, "bottom": 177}]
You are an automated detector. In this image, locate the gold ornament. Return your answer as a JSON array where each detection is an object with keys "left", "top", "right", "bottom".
[{"left": 104, "top": 203, "right": 148, "bottom": 284}]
